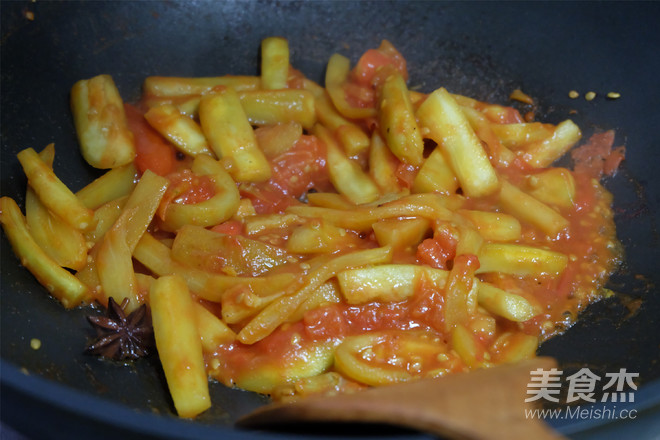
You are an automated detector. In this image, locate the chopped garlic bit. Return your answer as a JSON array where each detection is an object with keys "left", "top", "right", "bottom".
[
  {"left": 30, "top": 338, "right": 42, "bottom": 350},
  {"left": 568, "top": 90, "right": 580, "bottom": 99},
  {"left": 585, "top": 91, "right": 596, "bottom": 101},
  {"left": 607, "top": 92, "right": 621, "bottom": 99}
]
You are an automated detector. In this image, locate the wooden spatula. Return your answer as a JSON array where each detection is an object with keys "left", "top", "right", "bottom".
[{"left": 238, "top": 357, "right": 565, "bottom": 439}]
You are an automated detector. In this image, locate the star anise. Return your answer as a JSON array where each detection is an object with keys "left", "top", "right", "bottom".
[{"left": 85, "top": 297, "right": 154, "bottom": 361}]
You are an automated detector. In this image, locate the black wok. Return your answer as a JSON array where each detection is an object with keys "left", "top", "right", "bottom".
[{"left": 1, "top": 1, "right": 659, "bottom": 439}]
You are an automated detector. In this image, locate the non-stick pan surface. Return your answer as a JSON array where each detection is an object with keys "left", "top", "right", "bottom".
[{"left": 1, "top": 1, "right": 659, "bottom": 439}]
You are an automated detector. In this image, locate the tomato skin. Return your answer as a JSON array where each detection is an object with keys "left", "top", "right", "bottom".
[
  {"left": 210, "top": 219, "right": 244, "bottom": 236},
  {"left": 124, "top": 103, "right": 177, "bottom": 176},
  {"left": 416, "top": 231, "right": 458, "bottom": 270},
  {"left": 268, "top": 134, "right": 329, "bottom": 198}
]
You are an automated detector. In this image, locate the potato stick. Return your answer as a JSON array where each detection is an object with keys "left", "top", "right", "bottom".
[
  {"left": 172, "top": 224, "right": 290, "bottom": 276},
  {"left": 495, "top": 333, "right": 539, "bottom": 363},
  {"left": 119, "top": 170, "right": 169, "bottom": 251},
  {"left": 334, "top": 332, "right": 413, "bottom": 386},
  {"left": 25, "top": 145, "right": 87, "bottom": 270},
  {"left": 0, "top": 197, "right": 89, "bottom": 308},
  {"left": 161, "top": 155, "right": 240, "bottom": 231},
  {"left": 460, "top": 106, "right": 516, "bottom": 166},
  {"left": 243, "top": 213, "right": 304, "bottom": 236},
  {"left": 525, "top": 168, "right": 576, "bottom": 209},
  {"left": 287, "top": 220, "right": 362, "bottom": 254},
  {"left": 17, "top": 147, "right": 95, "bottom": 231},
  {"left": 306, "top": 192, "right": 355, "bottom": 210},
  {"left": 490, "top": 122, "right": 554, "bottom": 150},
  {"left": 313, "top": 124, "right": 380, "bottom": 205},
  {"left": 287, "top": 193, "right": 461, "bottom": 233},
  {"left": 338, "top": 264, "right": 449, "bottom": 304},
  {"left": 261, "top": 37, "right": 290, "bottom": 90},
  {"left": 199, "top": 89, "right": 271, "bottom": 182},
  {"left": 412, "top": 147, "right": 459, "bottom": 194},
  {"left": 378, "top": 72, "right": 424, "bottom": 166},
  {"left": 96, "top": 208, "right": 140, "bottom": 311},
  {"left": 313, "top": 91, "right": 370, "bottom": 156},
  {"left": 287, "top": 280, "right": 342, "bottom": 323},
  {"left": 457, "top": 209, "right": 521, "bottom": 242},
  {"left": 255, "top": 121, "right": 302, "bottom": 159},
  {"left": 238, "top": 246, "right": 393, "bottom": 344},
  {"left": 371, "top": 217, "right": 431, "bottom": 251},
  {"left": 455, "top": 224, "right": 484, "bottom": 256},
  {"left": 237, "top": 89, "right": 316, "bottom": 129},
  {"left": 84, "top": 196, "right": 127, "bottom": 245},
  {"left": 518, "top": 119, "right": 581, "bottom": 168},
  {"left": 476, "top": 243, "right": 568, "bottom": 276},
  {"left": 75, "top": 162, "right": 138, "bottom": 210},
  {"left": 444, "top": 256, "right": 479, "bottom": 331},
  {"left": 499, "top": 180, "right": 569, "bottom": 237},
  {"left": 70, "top": 74, "right": 136, "bottom": 169},
  {"left": 232, "top": 342, "right": 335, "bottom": 394},
  {"left": 451, "top": 324, "right": 482, "bottom": 368},
  {"left": 417, "top": 88, "right": 499, "bottom": 197},
  {"left": 325, "top": 53, "right": 376, "bottom": 119},
  {"left": 143, "top": 75, "right": 260, "bottom": 97},
  {"left": 134, "top": 232, "right": 296, "bottom": 302},
  {"left": 144, "top": 104, "right": 212, "bottom": 157},
  {"left": 409, "top": 90, "right": 426, "bottom": 106},
  {"left": 193, "top": 302, "right": 236, "bottom": 353},
  {"left": 150, "top": 275, "right": 211, "bottom": 418},
  {"left": 477, "top": 282, "right": 540, "bottom": 322},
  {"left": 25, "top": 186, "right": 87, "bottom": 271},
  {"left": 369, "top": 131, "right": 401, "bottom": 194}
]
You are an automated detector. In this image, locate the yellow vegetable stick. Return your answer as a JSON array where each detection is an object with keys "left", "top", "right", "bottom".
[
  {"left": 25, "top": 145, "right": 87, "bottom": 270},
  {"left": 524, "top": 168, "right": 576, "bottom": 210},
  {"left": 237, "top": 89, "right": 316, "bottom": 129},
  {"left": 134, "top": 232, "right": 296, "bottom": 303},
  {"left": 96, "top": 208, "right": 140, "bottom": 311},
  {"left": 499, "top": 180, "right": 569, "bottom": 237},
  {"left": 26, "top": 186, "right": 87, "bottom": 271},
  {"left": 457, "top": 209, "right": 521, "bottom": 242},
  {"left": 17, "top": 147, "right": 95, "bottom": 231},
  {"left": 238, "top": 246, "right": 392, "bottom": 344},
  {"left": 313, "top": 91, "right": 370, "bottom": 156},
  {"left": 199, "top": 89, "right": 271, "bottom": 182},
  {"left": 412, "top": 147, "right": 459, "bottom": 194},
  {"left": 334, "top": 332, "right": 412, "bottom": 386},
  {"left": 314, "top": 124, "right": 380, "bottom": 205},
  {"left": 193, "top": 302, "right": 236, "bottom": 353},
  {"left": 70, "top": 74, "right": 136, "bottom": 169},
  {"left": 160, "top": 155, "right": 240, "bottom": 231},
  {"left": 144, "top": 104, "right": 212, "bottom": 157},
  {"left": 369, "top": 131, "right": 401, "bottom": 194},
  {"left": 143, "top": 75, "right": 260, "bottom": 97},
  {"left": 119, "top": 170, "right": 170, "bottom": 252},
  {"left": 518, "top": 119, "right": 581, "bottom": 168},
  {"left": 378, "top": 72, "right": 424, "bottom": 166},
  {"left": 372, "top": 217, "right": 431, "bottom": 251},
  {"left": 325, "top": 53, "right": 376, "bottom": 119},
  {"left": 255, "top": 121, "right": 303, "bottom": 159},
  {"left": 477, "top": 282, "right": 540, "bottom": 322},
  {"left": 338, "top": 264, "right": 449, "bottom": 304},
  {"left": 261, "top": 36, "right": 290, "bottom": 90},
  {"left": 417, "top": 88, "right": 499, "bottom": 197},
  {"left": 150, "top": 275, "right": 211, "bottom": 418},
  {"left": 287, "top": 193, "right": 461, "bottom": 233},
  {"left": 451, "top": 324, "right": 482, "bottom": 369},
  {"left": 75, "top": 162, "right": 138, "bottom": 210},
  {"left": 490, "top": 122, "right": 554, "bottom": 150},
  {"left": 477, "top": 243, "right": 568, "bottom": 277},
  {"left": 0, "top": 197, "right": 88, "bottom": 308}
]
